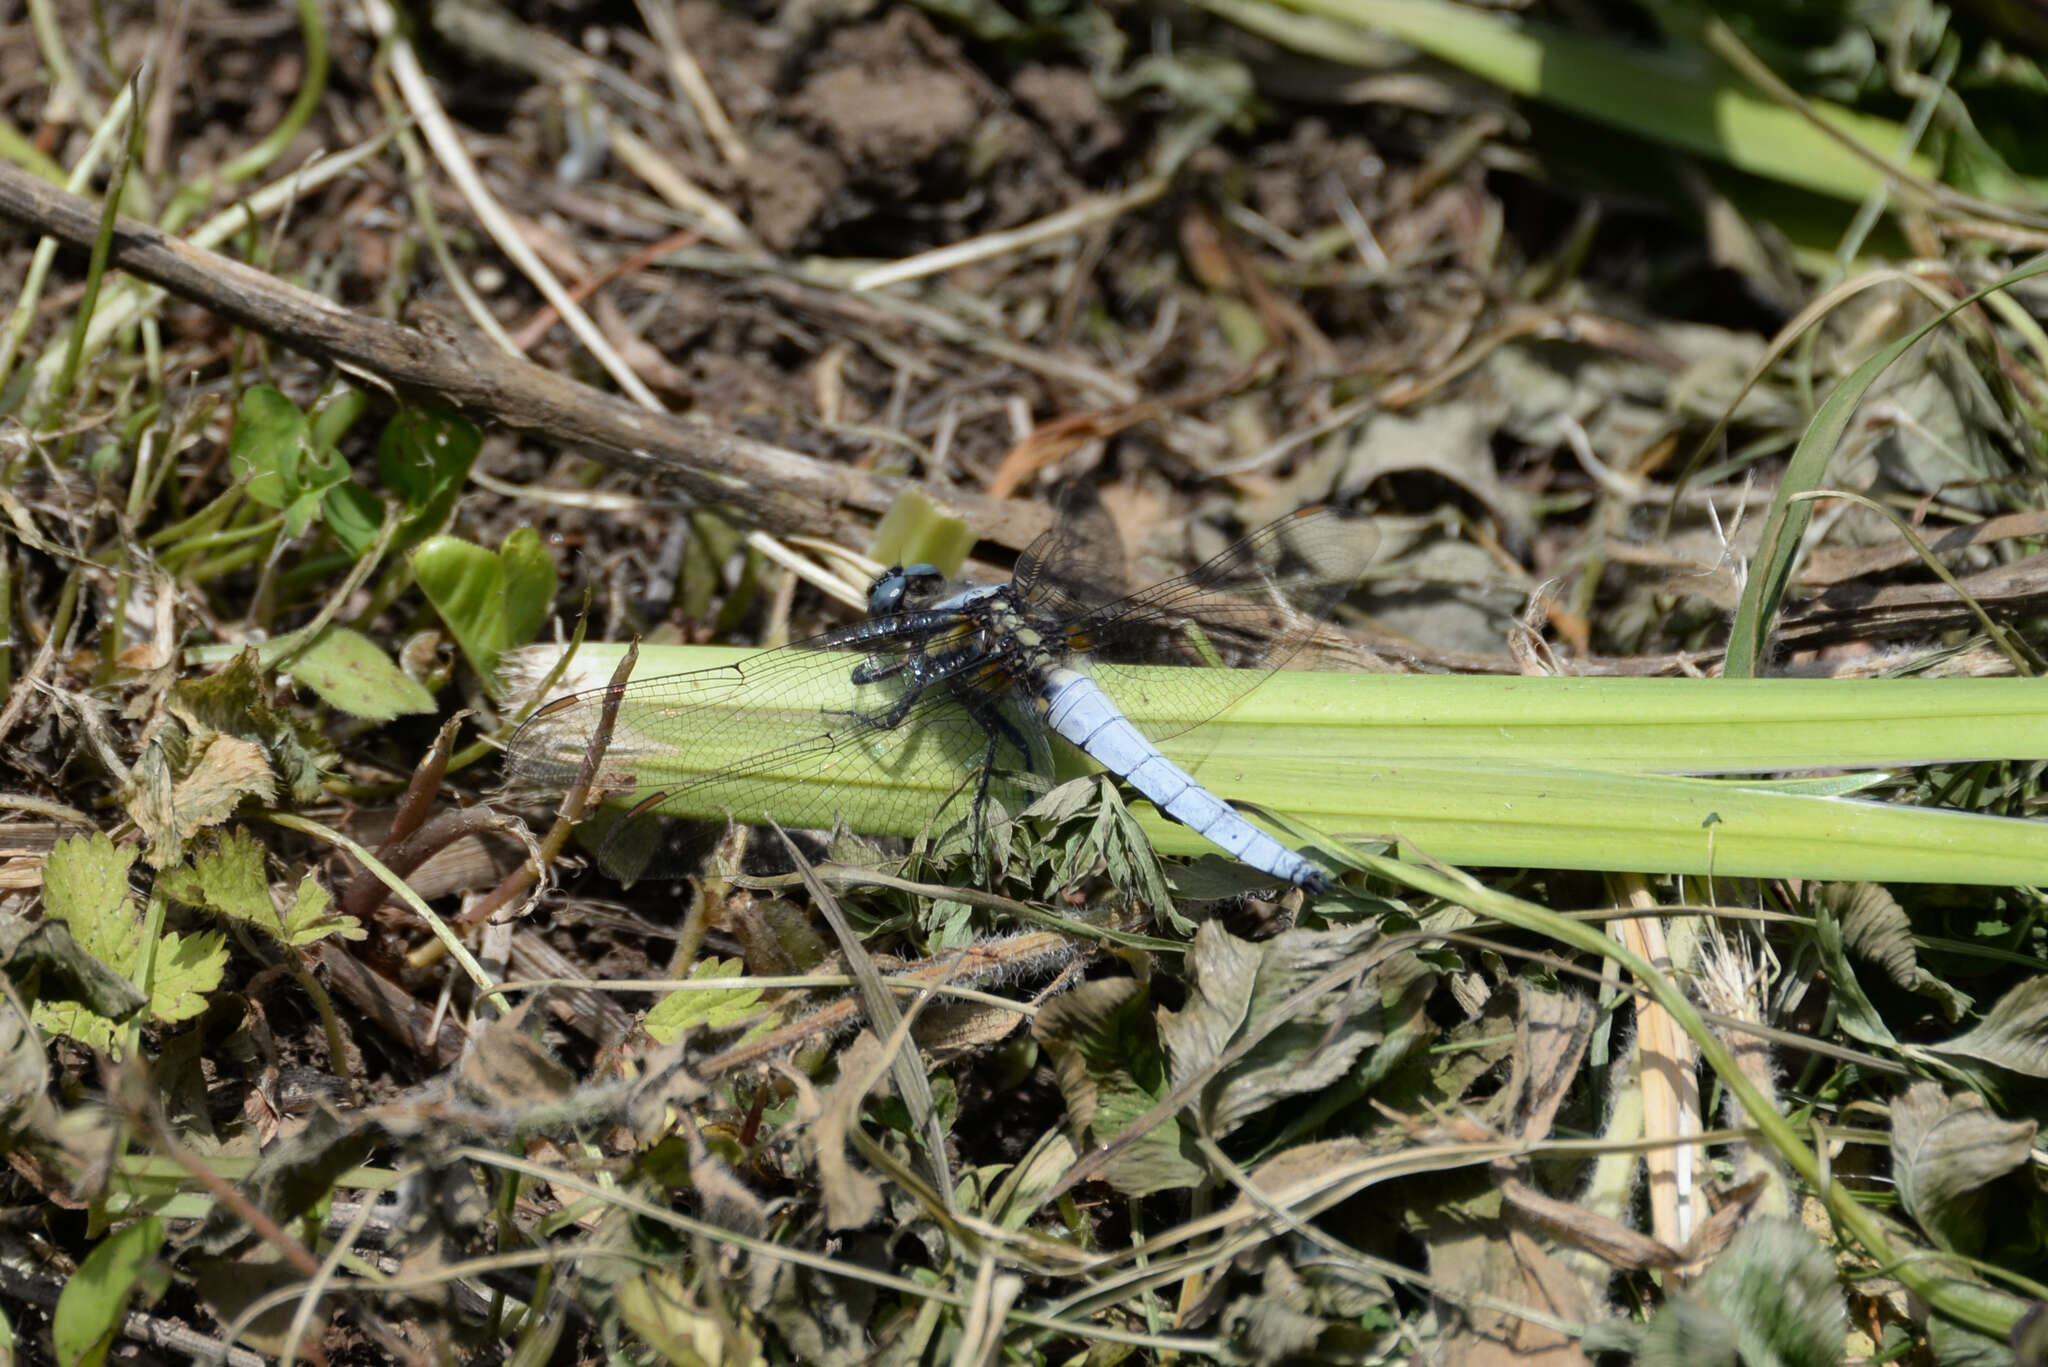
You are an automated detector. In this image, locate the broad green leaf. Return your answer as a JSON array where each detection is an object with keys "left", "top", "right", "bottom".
[
  {"left": 53, "top": 1216, "right": 165, "bottom": 1367},
  {"left": 1891, "top": 1082, "right": 2038, "bottom": 1255},
  {"left": 644, "top": 959, "right": 771, "bottom": 1045},
  {"left": 288, "top": 626, "right": 435, "bottom": 721},
  {"left": 1031, "top": 977, "right": 1202, "bottom": 1195}
]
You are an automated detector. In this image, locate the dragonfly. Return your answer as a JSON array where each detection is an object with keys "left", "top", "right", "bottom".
[{"left": 502, "top": 504, "right": 1375, "bottom": 890}]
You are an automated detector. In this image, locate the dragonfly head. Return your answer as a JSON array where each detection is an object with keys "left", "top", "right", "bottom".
[{"left": 867, "top": 562, "right": 946, "bottom": 616}]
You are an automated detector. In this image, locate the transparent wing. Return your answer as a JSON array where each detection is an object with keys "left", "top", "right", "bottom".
[
  {"left": 500, "top": 628, "right": 1028, "bottom": 881},
  {"left": 1063, "top": 507, "right": 1377, "bottom": 741}
]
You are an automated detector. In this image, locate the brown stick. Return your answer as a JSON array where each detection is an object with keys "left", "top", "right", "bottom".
[{"left": 0, "top": 163, "right": 1049, "bottom": 551}]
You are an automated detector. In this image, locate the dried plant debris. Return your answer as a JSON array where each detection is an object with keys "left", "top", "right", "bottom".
[{"left": 4, "top": 0, "right": 2048, "bottom": 1362}]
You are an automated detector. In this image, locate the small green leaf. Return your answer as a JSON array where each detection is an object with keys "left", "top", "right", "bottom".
[
  {"left": 276, "top": 873, "right": 362, "bottom": 946},
  {"left": 228, "top": 387, "right": 350, "bottom": 537},
  {"left": 54, "top": 1216, "right": 165, "bottom": 1367},
  {"left": 377, "top": 408, "right": 480, "bottom": 548},
  {"left": 322, "top": 483, "right": 384, "bottom": 557},
  {"left": 414, "top": 533, "right": 560, "bottom": 695},
  {"left": 229, "top": 386, "right": 311, "bottom": 510},
  {"left": 644, "top": 959, "right": 770, "bottom": 1045},
  {"left": 289, "top": 626, "right": 435, "bottom": 721},
  {"left": 282, "top": 443, "right": 350, "bottom": 538},
  {"left": 499, "top": 527, "right": 558, "bottom": 650}
]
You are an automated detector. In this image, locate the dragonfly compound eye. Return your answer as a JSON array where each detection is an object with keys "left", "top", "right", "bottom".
[{"left": 869, "top": 563, "right": 946, "bottom": 615}]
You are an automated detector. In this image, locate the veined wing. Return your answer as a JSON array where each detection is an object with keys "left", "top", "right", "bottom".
[
  {"left": 1063, "top": 506, "right": 1376, "bottom": 742},
  {"left": 501, "top": 630, "right": 1024, "bottom": 880}
]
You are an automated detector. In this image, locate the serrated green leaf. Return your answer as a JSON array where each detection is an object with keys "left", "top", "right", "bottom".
[
  {"left": 53, "top": 1216, "right": 165, "bottom": 1367},
  {"left": 34, "top": 836, "right": 143, "bottom": 1051},
  {"left": 643, "top": 959, "right": 770, "bottom": 1045},
  {"left": 277, "top": 874, "right": 361, "bottom": 946},
  {"left": 43, "top": 833, "right": 138, "bottom": 934},
  {"left": 148, "top": 931, "right": 227, "bottom": 1026},
  {"left": 35, "top": 835, "right": 227, "bottom": 1046},
  {"left": 288, "top": 626, "right": 435, "bottom": 721},
  {"left": 175, "top": 828, "right": 273, "bottom": 922}
]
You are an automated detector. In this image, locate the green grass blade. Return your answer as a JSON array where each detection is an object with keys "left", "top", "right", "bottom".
[
  {"left": 507, "top": 645, "right": 2048, "bottom": 885},
  {"left": 1725, "top": 251, "right": 2048, "bottom": 676}
]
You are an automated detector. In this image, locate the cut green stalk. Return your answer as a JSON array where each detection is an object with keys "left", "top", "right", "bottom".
[
  {"left": 1197, "top": 0, "right": 1932, "bottom": 204},
  {"left": 506, "top": 644, "right": 2048, "bottom": 885}
]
